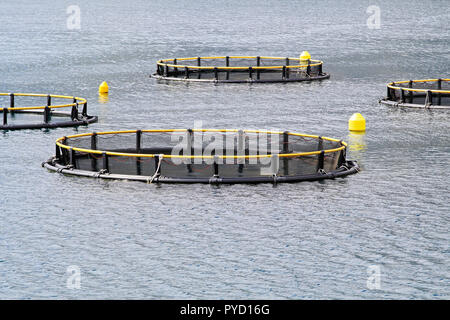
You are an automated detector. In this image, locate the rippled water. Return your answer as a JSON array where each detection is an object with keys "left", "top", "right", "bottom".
[{"left": 0, "top": 0, "right": 449, "bottom": 299}]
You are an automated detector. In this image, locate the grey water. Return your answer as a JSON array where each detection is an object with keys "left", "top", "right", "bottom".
[{"left": 0, "top": 0, "right": 449, "bottom": 299}]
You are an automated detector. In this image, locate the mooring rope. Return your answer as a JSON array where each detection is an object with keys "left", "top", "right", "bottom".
[{"left": 148, "top": 154, "right": 164, "bottom": 184}]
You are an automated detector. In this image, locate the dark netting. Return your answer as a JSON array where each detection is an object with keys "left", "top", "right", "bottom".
[
  {"left": 380, "top": 79, "right": 450, "bottom": 109},
  {"left": 0, "top": 93, "right": 97, "bottom": 130},
  {"left": 151, "top": 56, "right": 330, "bottom": 83},
  {"left": 44, "top": 129, "right": 359, "bottom": 184}
]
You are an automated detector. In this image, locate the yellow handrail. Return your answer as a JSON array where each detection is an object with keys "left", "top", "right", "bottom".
[
  {"left": 55, "top": 129, "right": 346, "bottom": 160},
  {"left": 0, "top": 93, "right": 86, "bottom": 112},
  {"left": 387, "top": 79, "right": 450, "bottom": 94},
  {"left": 156, "top": 56, "right": 323, "bottom": 71}
]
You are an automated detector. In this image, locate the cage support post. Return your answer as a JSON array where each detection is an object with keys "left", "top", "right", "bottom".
[
  {"left": 102, "top": 152, "right": 109, "bottom": 173},
  {"left": 135, "top": 130, "right": 142, "bottom": 175},
  {"left": 437, "top": 79, "right": 442, "bottom": 105},
  {"left": 186, "top": 129, "right": 193, "bottom": 157},
  {"left": 173, "top": 58, "right": 177, "bottom": 73},
  {"left": 256, "top": 57, "right": 260, "bottom": 80},
  {"left": 55, "top": 145, "right": 61, "bottom": 161},
  {"left": 44, "top": 95, "right": 52, "bottom": 123},
  {"left": 318, "top": 136, "right": 323, "bottom": 150},
  {"left": 425, "top": 90, "right": 433, "bottom": 106},
  {"left": 285, "top": 58, "right": 290, "bottom": 79},
  {"left": 62, "top": 148, "right": 69, "bottom": 165},
  {"left": 282, "top": 126, "right": 291, "bottom": 177},
  {"left": 9, "top": 93, "right": 14, "bottom": 115},
  {"left": 43, "top": 106, "right": 50, "bottom": 123},
  {"left": 213, "top": 156, "right": 219, "bottom": 177},
  {"left": 89, "top": 133, "right": 98, "bottom": 172},
  {"left": 408, "top": 80, "right": 413, "bottom": 103},
  {"left": 136, "top": 130, "right": 142, "bottom": 153},
  {"left": 3, "top": 108, "right": 8, "bottom": 125},
  {"left": 317, "top": 150, "right": 325, "bottom": 172},
  {"left": 82, "top": 102, "right": 87, "bottom": 116},
  {"left": 338, "top": 142, "right": 346, "bottom": 167},
  {"left": 282, "top": 131, "right": 289, "bottom": 153},
  {"left": 197, "top": 57, "right": 202, "bottom": 79},
  {"left": 196, "top": 57, "right": 201, "bottom": 79},
  {"left": 91, "top": 132, "right": 97, "bottom": 150},
  {"left": 214, "top": 67, "right": 219, "bottom": 81},
  {"left": 282, "top": 131, "right": 289, "bottom": 176},
  {"left": 399, "top": 88, "right": 405, "bottom": 103},
  {"left": 237, "top": 130, "right": 245, "bottom": 173},
  {"left": 70, "top": 104, "right": 78, "bottom": 121},
  {"left": 70, "top": 148, "right": 77, "bottom": 169},
  {"left": 136, "top": 157, "right": 141, "bottom": 176},
  {"left": 61, "top": 137, "right": 68, "bottom": 164},
  {"left": 248, "top": 67, "right": 253, "bottom": 80}
]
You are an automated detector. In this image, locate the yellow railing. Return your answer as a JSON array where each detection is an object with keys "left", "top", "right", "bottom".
[
  {"left": 387, "top": 79, "right": 450, "bottom": 94},
  {"left": 0, "top": 93, "right": 87, "bottom": 112},
  {"left": 156, "top": 56, "right": 323, "bottom": 71},
  {"left": 56, "top": 129, "right": 346, "bottom": 160}
]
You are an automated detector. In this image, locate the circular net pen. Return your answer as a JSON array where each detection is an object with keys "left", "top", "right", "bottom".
[
  {"left": 151, "top": 56, "right": 330, "bottom": 83},
  {"left": 0, "top": 93, "right": 98, "bottom": 130},
  {"left": 380, "top": 79, "right": 450, "bottom": 109},
  {"left": 43, "top": 129, "right": 359, "bottom": 184}
]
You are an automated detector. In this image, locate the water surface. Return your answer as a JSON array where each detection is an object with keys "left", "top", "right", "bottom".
[{"left": 0, "top": 0, "right": 449, "bottom": 299}]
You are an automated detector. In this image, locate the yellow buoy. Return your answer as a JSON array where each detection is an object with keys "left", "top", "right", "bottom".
[
  {"left": 98, "top": 81, "right": 109, "bottom": 94},
  {"left": 300, "top": 51, "right": 311, "bottom": 65},
  {"left": 348, "top": 113, "right": 366, "bottom": 132}
]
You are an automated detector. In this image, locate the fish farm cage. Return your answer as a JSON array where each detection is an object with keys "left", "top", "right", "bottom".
[
  {"left": 0, "top": 93, "right": 98, "bottom": 130},
  {"left": 151, "top": 56, "right": 330, "bottom": 83},
  {"left": 379, "top": 78, "right": 450, "bottom": 109},
  {"left": 43, "top": 129, "right": 359, "bottom": 184}
]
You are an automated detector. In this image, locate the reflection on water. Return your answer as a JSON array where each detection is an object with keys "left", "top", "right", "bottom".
[
  {"left": 348, "top": 132, "right": 367, "bottom": 152},
  {"left": 98, "top": 93, "right": 109, "bottom": 124},
  {"left": 98, "top": 93, "right": 109, "bottom": 104},
  {"left": 347, "top": 132, "right": 367, "bottom": 169}
]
